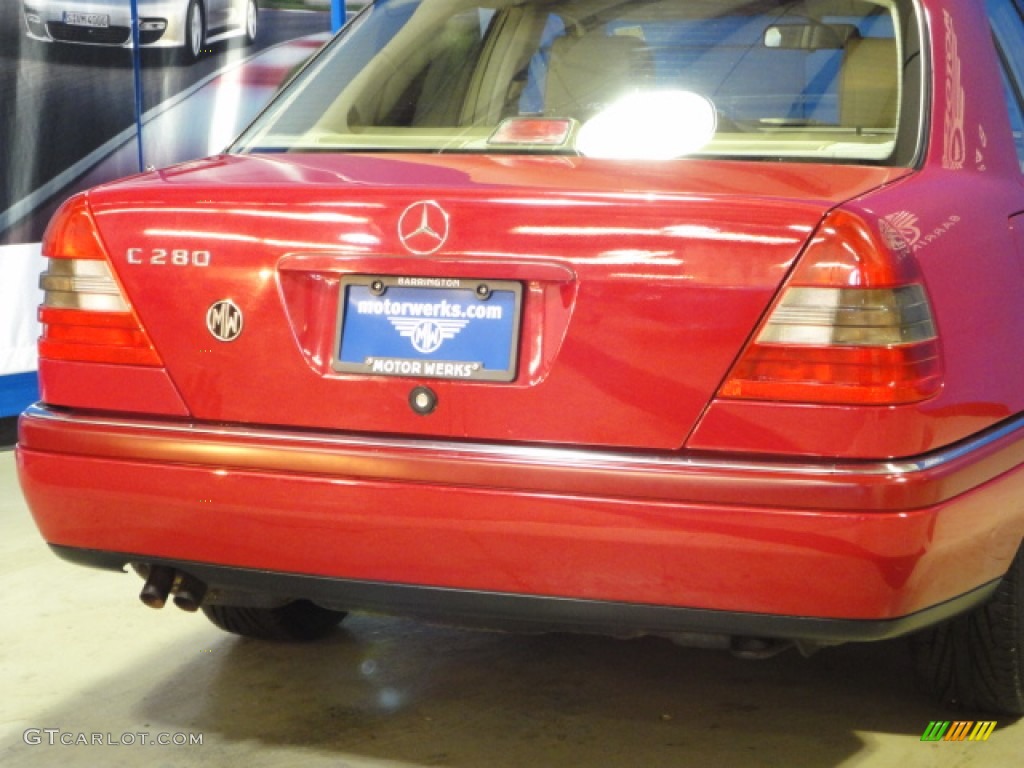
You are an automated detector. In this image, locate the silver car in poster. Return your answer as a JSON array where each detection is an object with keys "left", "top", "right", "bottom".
[{"left": 23, "top": 0, "right": 258, "bottom": 62}]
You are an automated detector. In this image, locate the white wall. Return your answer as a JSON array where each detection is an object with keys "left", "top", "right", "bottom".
[{"left": 0, "top": 243, "right": 44, "bottom": 376}]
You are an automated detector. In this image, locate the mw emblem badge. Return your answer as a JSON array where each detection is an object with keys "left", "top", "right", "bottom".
[{"left": 206, "top": 300, "right": 244, "bottom": 342}]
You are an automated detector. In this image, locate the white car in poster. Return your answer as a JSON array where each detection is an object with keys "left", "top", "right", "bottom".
[{"left": 23, "top": 0, "right": 258, "bottom": 62}]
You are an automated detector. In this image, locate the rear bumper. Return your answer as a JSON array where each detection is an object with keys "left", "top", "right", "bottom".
[
  {"left": 48, "top": 544, "right": 1001, "bottom": 645},
  {"left": 16, "top": 405, "right": 1024, "bottom": 640}
]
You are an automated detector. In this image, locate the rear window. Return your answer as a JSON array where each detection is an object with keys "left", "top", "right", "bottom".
[{"left": 233, "top": 0, "right": 922, "bottom": 164}]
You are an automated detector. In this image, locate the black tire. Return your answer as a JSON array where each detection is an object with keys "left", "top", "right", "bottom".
[
  {"left": 201, "top": 600, "right": 347, "bottom": 641},
  {"left": 912, "top": 544, "right": 1024, "bottom": 715},
  {"left": 180, "top": 0, "right": 205, "bottom": 64}
]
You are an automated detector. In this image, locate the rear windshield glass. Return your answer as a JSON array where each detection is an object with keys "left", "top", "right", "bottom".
[{"left": 232, "top": 0, "right": 922, "bottom": 164}]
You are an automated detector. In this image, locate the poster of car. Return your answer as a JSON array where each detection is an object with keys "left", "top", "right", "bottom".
[{"left": 0, "top": 1, "right": 344, "bottom": 416}]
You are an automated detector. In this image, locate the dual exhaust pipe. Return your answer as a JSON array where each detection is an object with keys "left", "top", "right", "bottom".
[{"left": 138, "top": 565, "right": 207, "bottom": 612}]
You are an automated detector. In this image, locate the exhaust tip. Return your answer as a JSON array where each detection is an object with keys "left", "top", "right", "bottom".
[
  {"left": 171, "top": 571, "right": 208, "bottom": 612},
  {"left": 138, "top": 565, "right": 175, "bottom": 609}
]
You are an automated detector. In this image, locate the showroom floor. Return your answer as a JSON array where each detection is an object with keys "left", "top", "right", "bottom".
[{"left": 2, "top": 436, "right": 1022, "bottom": 768}]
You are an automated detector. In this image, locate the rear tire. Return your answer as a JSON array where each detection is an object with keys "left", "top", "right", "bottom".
[
  {"left": 201, "top": 600, "right": 347, "bottom": 641},
  {"left": 912, "top": 544, "right": 1024, "bottom": 715}
]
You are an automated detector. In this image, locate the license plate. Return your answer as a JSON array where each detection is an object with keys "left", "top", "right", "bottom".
[
  {"left": 334, "top": 276, "right": 522, "bottom": 381},
  {"left": 63, "top": 12, "right": 110, "bottom": 28}
]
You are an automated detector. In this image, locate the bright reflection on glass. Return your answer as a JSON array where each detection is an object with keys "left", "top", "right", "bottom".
[
  {"left": 576, "top": 91, "right": 717, "bottom": 160},
  {"left": 207, "top": 79, "right": 244, "bottom": 156}
]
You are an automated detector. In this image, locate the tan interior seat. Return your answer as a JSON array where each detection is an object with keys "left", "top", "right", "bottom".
[
  {"left": 840, "top": 37, "right": 899, "bottom": 128},
  {"left": 544, "top": 34, "right": 652, "bottom": 119}
]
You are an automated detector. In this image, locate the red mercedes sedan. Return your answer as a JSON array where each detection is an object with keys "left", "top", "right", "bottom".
[{"left": 17, "top": 0, "right": 1024, "bottom": 714}]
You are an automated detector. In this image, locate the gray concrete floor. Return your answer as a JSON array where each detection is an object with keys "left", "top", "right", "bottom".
[{"left": 2, "top": 445, "right": 1022, "bottom": 767}]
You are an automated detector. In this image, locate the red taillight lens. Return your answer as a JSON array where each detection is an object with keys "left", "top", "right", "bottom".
[
  {"left": 38, "top": 195, "right": 162, "bottom": 367},
  {"left": 37, "top": 308, "right": 162, "bottom": 366},
  {"left": 719, "top": 210, "right": 942, "bottom": 406},
  {"left": 41, "top": 194, "right": 107, "bottom": 261}
]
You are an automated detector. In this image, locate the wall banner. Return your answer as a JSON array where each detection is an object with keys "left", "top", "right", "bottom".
[{"left": 1, "top": 0, "right": 344, "bottom": 416}]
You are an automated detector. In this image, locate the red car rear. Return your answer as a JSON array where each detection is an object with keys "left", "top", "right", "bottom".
[{"left": 18, "top": 0, "right": 1024, "bottom": 713}]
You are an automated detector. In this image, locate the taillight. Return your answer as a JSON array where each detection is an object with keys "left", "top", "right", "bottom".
[
  {"left": 38, "top": 195, "right": 162, "bottom": 367},
  {"left": 719, "top": 209, "right": 941, "bottom": 405}
]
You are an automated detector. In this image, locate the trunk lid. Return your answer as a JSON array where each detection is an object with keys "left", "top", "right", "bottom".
[{"left": 89, "top": 153, "right": 908, "bottom": 450}]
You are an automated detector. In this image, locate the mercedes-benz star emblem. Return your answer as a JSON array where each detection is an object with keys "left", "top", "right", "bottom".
[{"left": 398, "top": 200, "right": 450, "bottom": 255}]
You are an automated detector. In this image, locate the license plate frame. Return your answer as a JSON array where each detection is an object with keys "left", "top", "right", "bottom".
[
  {"left": 63, "top": 12, "right": 110, "bottom": 28},
  {"left": 333, "top": 276, "right": 523, "bottom": 382}
]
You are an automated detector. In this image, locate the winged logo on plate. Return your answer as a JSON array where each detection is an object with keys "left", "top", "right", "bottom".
[{"left": 388, "top": 318, "right": 469, "bottom": 354}]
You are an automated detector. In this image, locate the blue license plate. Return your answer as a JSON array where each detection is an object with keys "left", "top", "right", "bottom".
[{"left": 334, "top": 276, "right": 522, "bottom": 381}]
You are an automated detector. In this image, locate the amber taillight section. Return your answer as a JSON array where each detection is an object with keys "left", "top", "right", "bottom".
[
  {"left": 38, "top": 195, "right": 162, "bottom": 367},
  {"left": 719, "top": 209, "right": 942, "bottom": 405}
]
